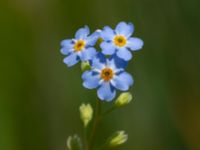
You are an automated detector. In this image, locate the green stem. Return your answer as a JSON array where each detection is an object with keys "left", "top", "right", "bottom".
[{"left": 88, "top": 99, "right": 101, "bottom": 150}]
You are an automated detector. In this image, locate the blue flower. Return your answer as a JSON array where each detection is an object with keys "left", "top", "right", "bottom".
[
  {"left": 100, "top": 22, "right": 144, "bottom": 61},
  {"left": 82, "top": 53, "right": 133, "bottom": 101},
  {"left": 61, "top": 26, "right": 100, "bottom": 67}
]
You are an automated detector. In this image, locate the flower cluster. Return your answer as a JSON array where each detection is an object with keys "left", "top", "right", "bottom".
[{"left": 60, "top": 22, "right": 143, "bottom": 101}]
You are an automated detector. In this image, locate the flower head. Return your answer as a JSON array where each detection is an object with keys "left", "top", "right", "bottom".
[
  {"left": 81, "top": 61, "right": 91, "bottom": 71},
  {"left": 67, "top": 135, "right": 82, "bottom": 150},
  {"left": 115, "top": 92, "right": 133, "bottom": 107},
  {"left": 108, "top": 131, "right": 128, "bottom": 147},
  {"left": 100, "top": 21, "right": 144, "bottom": 61},
  {"left": 79, "top": 103, "right": 93, "bottom": 127},
  {"left": 82, "top": 53, "right": 133, "bottom": 101},
  {"left": 61, "top": 26, "right": 100, "bottom": 67}
]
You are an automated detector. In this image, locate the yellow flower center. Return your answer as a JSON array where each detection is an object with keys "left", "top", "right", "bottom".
[
  {"left": 113, "top": 35, "right": 127, "bottom": 47},
  {"left": 100, "top": 68, "right": 114, "bottom": 81},
  {"left": 74, "top": 40, "right": 86, "bottom": 52}
]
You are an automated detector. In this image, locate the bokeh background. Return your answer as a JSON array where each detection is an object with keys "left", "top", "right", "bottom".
[{"left": 0, "top": 0, "right": 200, "bottom": 150}]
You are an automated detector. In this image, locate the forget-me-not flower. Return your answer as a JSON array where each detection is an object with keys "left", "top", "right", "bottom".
[
  {"left": 61, "top": 26, "right": 100, "bottom": 67},
  {"left": 82, "top": 53, "right": 133, "bottom": 101},
  {"left": 100, "top": 22, "right": 143, "bottom": 61}
]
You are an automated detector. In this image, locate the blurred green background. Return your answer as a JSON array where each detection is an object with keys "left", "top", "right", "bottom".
[{"left": 0, "top": 0, "right": 200, "bottom": 150}]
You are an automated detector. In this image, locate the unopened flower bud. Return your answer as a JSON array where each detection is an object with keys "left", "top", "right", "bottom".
[
  {"left": 97, "top": 37, "right": 103, "bottom": 45},
  {"left": 79, "top": 103, "right": 93, "bottom": 127},
  {"left": 67, "top": 135, "right": 82, "bottom": 150},
  {"left": 115, "top": 92, "right": 132, "bottom": 107},
  {"left": 108, "top": 131, "right": 128, "bottom": 147},
  {"left": 81, "top": 61, "right": 91, "bottom": 71}
]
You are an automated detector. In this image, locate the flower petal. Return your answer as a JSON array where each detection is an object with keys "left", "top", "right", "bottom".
[
  {"left": 61, "top": 39, "right": 74, "bottom": 47},
  {"left": 97, "top": 82, "right": 116, "bottom": 101},
  {"left": 127, "top": 37, "right": 144, "bottom": 51},
  {"left": 63, "top": 53, "right": 79, "bottom": 67},
  {"left": 82, "top": 71, "right": 100, "bottom": 89},
  {"left": 110, "top": 54, "right": 128, "bottom": 69},
  {"left": 115, "top": 22, "right": 134, "bottom": 38},
  {"left": 101, "top": 26, "right": 115, "bottom": 41},
  {"left": 86, "top": 31, "right": 100, "bottom": 46},
  {"left": 81, "top": 47, "right": 97, "bottom": 61},
  {"left": 100, "top": 42, "right": 116, "bottom": 55},
  {"left": 60, "top": 47, "right": 73, "bottom": 55},
  {"left": 75, "top": 26, "right": 90, "bottom": 39},
  {"left": 116, "top": 48, "right": 132, "bottom": 61},
  {"left": 91, "top": 53, "right": 106, "bottom": 70},
  {"left": 111, "top": 72, "right": 133, "bottom": 91}
]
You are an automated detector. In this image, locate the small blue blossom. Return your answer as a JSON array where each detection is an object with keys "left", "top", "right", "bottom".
[
  {"left": 82, "top": 53, "right": 133, "bottom": 101},
  {"left": 100, "top": 22, "right": 144, "bottom": 61},
  {"left": 61, "top": 26, "right": 100, "bottom": 67}
]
